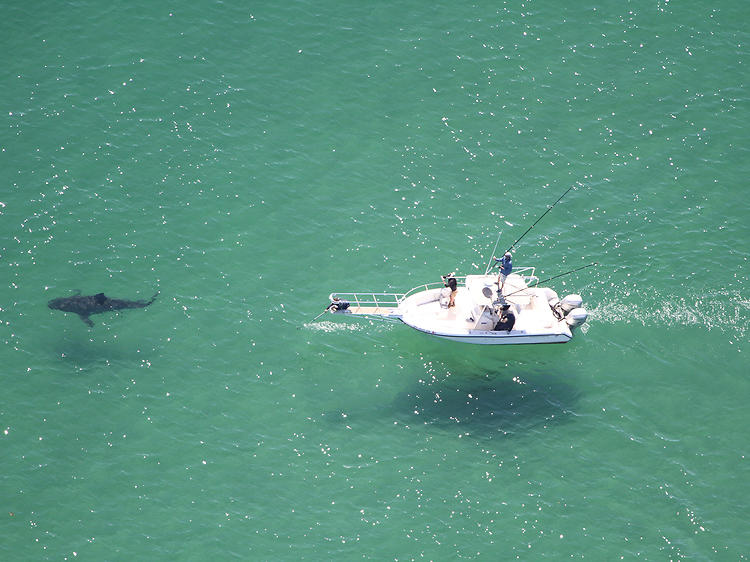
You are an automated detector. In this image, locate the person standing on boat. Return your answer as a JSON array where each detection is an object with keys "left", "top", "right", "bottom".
[
  {"left": 494, "top": 252, "right": 512, "bottom": 295},
  {"left": 442, "top": 272, "right": 458, "bottom": 307}
]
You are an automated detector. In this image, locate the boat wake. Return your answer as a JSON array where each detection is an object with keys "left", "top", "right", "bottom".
[
  {"left": 303, "top": 320, "right": 371, "bottom": 333},
  {"left": 588, "top": 289, "right": 749, "bottom": 339}
]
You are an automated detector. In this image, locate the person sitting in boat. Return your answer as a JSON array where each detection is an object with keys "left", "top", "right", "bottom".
[
  {"left": 494, "top": 303, "right": 515, "bottom": 332},
  {"left": 326, "top": 296, "right": 350, "bottom": 311},
  {"left": 441, "top": 272, "right": 458, "bottom": 307},
  {"left": 493, "top": 252, "right": 512, "bottom": 295}
]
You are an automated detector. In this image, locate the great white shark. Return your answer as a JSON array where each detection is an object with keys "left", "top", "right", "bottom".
[{"left": 48, "top": 292, "right": 158, "bottom": 326}]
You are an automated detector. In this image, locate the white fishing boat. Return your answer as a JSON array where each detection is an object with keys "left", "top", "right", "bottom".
[
  {"left": 319, "top": 267, "right": 589, "bottom": 345},
  {"left": 315, "top": 186, "right": 593, "bottom": 345}
]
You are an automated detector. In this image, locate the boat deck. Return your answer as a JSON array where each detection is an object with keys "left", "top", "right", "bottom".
[
  {"left": 324, "top": 270, "right": 577, "bottom": 344},
  {"left": 327, "top": 291, "right": 405, "bottom": 320},
  {"left": 346, "top": 305, "right": 401, "bottom": 318}
]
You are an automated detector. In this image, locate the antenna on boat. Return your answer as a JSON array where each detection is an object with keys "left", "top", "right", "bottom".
[
  {"left": 504, "top": 262, "right": 598, "bottom": 299},
  {"left": 504, "top": 184, "right": 577, "bottom": 254}
]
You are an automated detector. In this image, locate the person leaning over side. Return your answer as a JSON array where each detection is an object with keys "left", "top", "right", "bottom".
[{"left": 326, "top": 296, "right": 350, "bottom": 311}]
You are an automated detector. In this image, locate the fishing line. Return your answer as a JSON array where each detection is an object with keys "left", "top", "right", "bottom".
[
  {"left": 504, "top": 262, "right": 598, "bottom": 299},
  {"left": 504, "top": 184, "right": 577, "bottom": 254},
  {"left": 484, "top": 230, "right": 503, "bottom": 274}
]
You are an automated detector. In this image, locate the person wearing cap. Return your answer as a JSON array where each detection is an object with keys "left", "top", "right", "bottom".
[
  {"left": 326, "top": 296, "right": 350, "bottom": 311},
  {"left": 494, "top": 303, "right": 515, "bottom": 332},
  {"left": 442, "top": 272, "right": 458, "bottom": 307},
  {"left": 493, "top": 252, "right": 512, "bottom": 295}
]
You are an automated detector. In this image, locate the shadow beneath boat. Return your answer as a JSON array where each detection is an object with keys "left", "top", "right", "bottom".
[
  {"left": 390, "top": 367, "right": 581, "bottom": 439},
  {"left": 385, "top": 333, "right": 584, "bottom": 438},
  {"left": 316, "top": 332, "right": 585, "bottom": 439}
]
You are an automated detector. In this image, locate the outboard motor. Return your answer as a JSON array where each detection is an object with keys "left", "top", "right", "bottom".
[
  {"left": 542, "top": 287, "right": 559, "bottom": 304},
  {"left": 543, "top": 287, "right": 562, "bottom": 317},
  {"left": 560, "top": 294, "right": 583, "bottom": 314},
  {"left": 557, "top": 294, "right": 587, "bottom": 329},
  {"left": 565, "top": 307, "right": 588, "bottom": 329}
]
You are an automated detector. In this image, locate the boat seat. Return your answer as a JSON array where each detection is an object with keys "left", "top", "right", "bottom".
[{"left": 439, "top": 287, "right": 451, "bottom": 308}]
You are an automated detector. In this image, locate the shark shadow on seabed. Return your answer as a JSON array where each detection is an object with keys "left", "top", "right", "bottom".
[{"left": 48, "top": 336, "right": 140, "bottom": 371}]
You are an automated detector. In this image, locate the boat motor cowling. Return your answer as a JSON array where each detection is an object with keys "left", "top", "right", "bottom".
[
  {"left": 560, "top": 294, "right": 583, "bottom": 314},
  {"left": 542, "top": 287, "right": 559, "bottom": 304},
  {"left": 565, "top": 307, "right": 588, "bottom": 329}
]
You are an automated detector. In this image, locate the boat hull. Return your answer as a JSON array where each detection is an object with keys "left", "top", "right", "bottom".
[
  {"left": 404, "top": 322, "right": 572, "bottom": 345},
  {"left": 325, "top": 272, "right": 586, "bottom": 346}
]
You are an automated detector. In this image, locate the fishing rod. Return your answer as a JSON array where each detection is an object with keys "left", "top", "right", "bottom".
[
  {"left": 504, "top": 184, "right": 577, "bottom": 255},
  {"left": 312, "top": 308, "right": 330, "bottom": 322},
  {"left": 504, "top": 262, "right": 598, "bottom": 299},
  {"left": 484, "top": 230, "right": 503, "bottom": 274}
]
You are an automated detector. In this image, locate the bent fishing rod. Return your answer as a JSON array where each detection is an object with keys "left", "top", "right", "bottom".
[{"left": 504, "top": 262, "right": 598, "bottom": 299}]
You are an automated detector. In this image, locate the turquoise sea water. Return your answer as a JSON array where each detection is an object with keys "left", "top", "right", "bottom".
[{"left": 2, "top": 1, "right": 748, "bottom": 559}]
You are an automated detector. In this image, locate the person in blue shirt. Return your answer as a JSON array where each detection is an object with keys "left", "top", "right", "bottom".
[{"left": 493, "top": 252, "right": 512, "bottom": 295}]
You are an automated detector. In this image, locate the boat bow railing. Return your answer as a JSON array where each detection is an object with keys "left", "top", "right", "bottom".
[
  {"left": 328, "top": 268, "right": 538, "bottom": 318},
  {"left": 333, "top": 268, "right": 537, "bottom": 305},
  {"left": 401, "top": 278, "right": 466, "bottom": 300},
  {"left": 329, "top": 291, "right": 406, "bottom": 309},
  {"left": 514, "top": 267, "right": 537, "bottom": 285}
]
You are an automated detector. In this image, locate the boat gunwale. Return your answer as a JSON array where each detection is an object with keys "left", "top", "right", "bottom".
[
  {"left": 406, "top": 321, "right": 573, "bottom": 344},
  {"left": 330, "top": 267, "right": 539, "bottom": 310}
]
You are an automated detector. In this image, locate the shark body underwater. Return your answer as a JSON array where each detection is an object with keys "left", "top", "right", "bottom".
[{"left": 48, "top": 292, "right": 158, "bottom": 326}]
